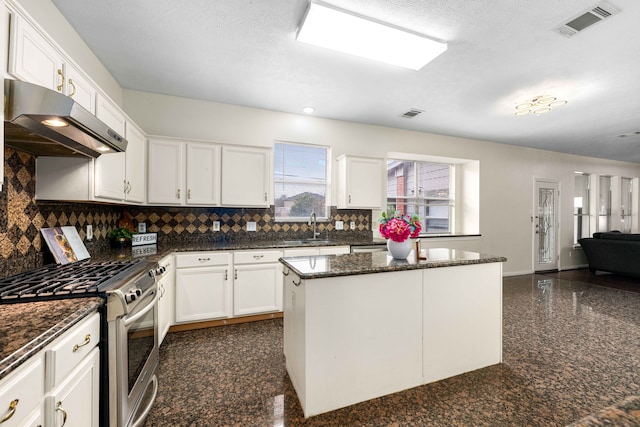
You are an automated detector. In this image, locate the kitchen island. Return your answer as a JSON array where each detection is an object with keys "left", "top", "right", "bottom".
[{"left": 280, "top": 248, "right": 507, "bottom": 418}]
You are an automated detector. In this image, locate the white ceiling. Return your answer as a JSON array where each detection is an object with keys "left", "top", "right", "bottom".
[{"left": 51, "top": 0, "right": 640, "bottom": 162}]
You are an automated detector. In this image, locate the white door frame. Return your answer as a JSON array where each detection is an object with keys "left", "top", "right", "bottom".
[{"left": 533, "top": 179, "right": 560, "bottom": 272}]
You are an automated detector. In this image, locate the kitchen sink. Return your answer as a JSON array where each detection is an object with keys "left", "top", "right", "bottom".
[{"left": 281, "top": 239, "right": 333, "bottom": 245}]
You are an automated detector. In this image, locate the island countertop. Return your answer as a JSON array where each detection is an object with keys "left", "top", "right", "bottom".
[{"left": 279, "top": 248, "right": 507, "bottom": 279}]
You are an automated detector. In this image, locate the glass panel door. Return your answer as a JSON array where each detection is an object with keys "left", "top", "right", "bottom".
[{"left": 534, "top": 181, "right": 559, "bottom": 271}]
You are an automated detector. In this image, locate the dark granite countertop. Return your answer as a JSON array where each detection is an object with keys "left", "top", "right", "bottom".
[
  {"left": 279, "top": 248, "right": 507, "bottom": 279},
  {"left": 0, "top": 297, "right": 103, "bottom": 381},
  {"left": 566, "top": 395, "right": 640, "bottom": 426},
  {"left": 93, "top": 237, "right": 387, "bottom": 263}
]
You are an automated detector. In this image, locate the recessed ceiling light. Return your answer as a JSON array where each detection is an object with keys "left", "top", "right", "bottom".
[
  {"left": 296, "top": 1, "right": 447, "bottom": 70},
  {"left": 302, "top": 106, "right": 315, "bottom": 114}
]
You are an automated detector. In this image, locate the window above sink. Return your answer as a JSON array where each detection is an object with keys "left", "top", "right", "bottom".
[{"left": 274, "top": 141, "right": 330, "bottom": 222}]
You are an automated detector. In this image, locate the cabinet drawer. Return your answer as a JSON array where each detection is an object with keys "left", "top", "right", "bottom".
[
  {"left": 0, "top": 355, "right": 44, "bottom": 427},
  {"left": 176, "top": 252, "right": 231, "bottom": 268},
  {"left": 45, "top": 312, "right": 100, "bottom": 390},
  {"left": 234, "top": 250, "right": 283, "bottom": 264}
]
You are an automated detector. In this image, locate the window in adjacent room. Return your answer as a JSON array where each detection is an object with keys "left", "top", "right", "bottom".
[
  {"left": 573, "top": 172, "right": 590, "bottom": 244},
  {"left": 598, "top": 175, "right": 612, "bottom": 231},
  {"left": 274, "top": 142, "right": 329, "bottom": 220},
  {"left": 620, "top": 177, "right": 633, "bottom": 233},
  {"left": 386, "top": 160, "right": 454, "bottom": 234}
]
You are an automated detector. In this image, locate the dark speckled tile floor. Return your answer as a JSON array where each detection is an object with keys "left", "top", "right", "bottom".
[{"left": 143, "top": 272, "right": 640, "bottom": 426}]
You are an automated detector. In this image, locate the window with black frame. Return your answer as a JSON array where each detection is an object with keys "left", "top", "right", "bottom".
[{"left": 386, "top": 160, "right": 453, "bottom": 234}]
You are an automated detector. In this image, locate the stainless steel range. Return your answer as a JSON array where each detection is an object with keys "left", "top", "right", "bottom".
[{"left": 0, "top": 258, "right": 160, "bottom": 427}]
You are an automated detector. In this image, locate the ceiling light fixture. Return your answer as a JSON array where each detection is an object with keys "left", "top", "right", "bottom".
[
  {"left": 302, "top": 106, "right": 315, "bottom": 114},
  {"left": 296, "top": 1, "right": 447, "bottom": 71},
  {"left": 514, "top": 95, "right": 567, "bottom": 116}
]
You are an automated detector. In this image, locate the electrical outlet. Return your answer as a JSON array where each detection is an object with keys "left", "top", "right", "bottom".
[
  {"left": 335, "top": 221, "right": 344, "bottom": 230},
  {"left": 86, "top": 224, "right": 93, "bottom": 240},
  {"left": 247, "top": 221, "right": 257, "bottom": 232},
  {"left": 212, "top": 221, "right": 220, "bottom": 231},
  {"left": 350, "top": 221, "right": 356, "bottom": 230},
  {"left": 138, "top": 222, "right": 146, "bottom": 233}
]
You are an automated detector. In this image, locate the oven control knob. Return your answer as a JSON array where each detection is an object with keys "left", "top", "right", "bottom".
[
  {"left": 135, "top": 289, "right": 142, "bottom": 297},
  {"left": 125, "top": 292, "right": 136, "bottom": 303},
  {"left": 148, "top": 270, "right": 156, "bottom": 278}
]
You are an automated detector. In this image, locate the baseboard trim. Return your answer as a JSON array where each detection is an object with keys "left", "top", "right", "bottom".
[
  {"left": 168, "top": 312, "right": 283, "bottom": 333},
  {"left": 503, "top": 270, "right": 534, "bottom": 277}
]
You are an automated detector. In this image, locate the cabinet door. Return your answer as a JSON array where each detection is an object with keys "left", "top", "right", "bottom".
[
  {"left": 46, "top": 348, "right": 99, "bottom": 427},
  {"left": 9, "top": 14, "right": 64, "bottom": 91},
  {"left": 95, "top": 95, "right": 126, "bottom": 135},
  {"left": 147, "top": 139, "right": 184, "bottom": 204},
  {"left": 221, "top": 146, "right": 270, "bottom": 207},
  {"left": 158, "top": 256, "right": 175, "bottom": 345},
  {"left": 94, "top": 96, "right": 127, "bottom": 200},
  {"left": 124, "top": 122, "right": 146, "bottom": 203},
  {"left": 94, "top": 152, "right": 125, "bottom": 200},
  {"left": 186, "top": 143, "right": 220, "bottom": 205},
  {"left": 234, "top": 263, "right": 282, "bottom": 316},
  {"left": 64, "top": 64, "right": 97, "bottom": 114},
  {"left": 0, "top": 356, "right": 44, "bottom": 427},
  {"left": 175, "top": 266, "right": 231, "bottom": 322},
  {"left": 1, "top": 5, "right": 8, "bottom": 191},
  {"left": 338, "top": 156, "right": 385, "bottom": 209}
]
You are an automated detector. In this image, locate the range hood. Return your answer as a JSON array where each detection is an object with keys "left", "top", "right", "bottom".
[{"left": 4, "top": 79, "right": 127, "bottom": 157}]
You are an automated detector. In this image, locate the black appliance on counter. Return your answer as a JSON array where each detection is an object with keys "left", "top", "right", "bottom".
[{"left": 0, "top": 258, "right": 160, "bottom": 427}]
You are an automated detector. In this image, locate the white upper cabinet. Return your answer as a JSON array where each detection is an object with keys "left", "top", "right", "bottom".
[
  {"left": 64, "top": 64, "right": 97, "bottom": 114},
  {"left": 94, "top": 95, "right": 128, "bottom": 200},
  {"left": 1, "top": 5, "right": 9, "bottom": 192},
  {"left": 336, "top": 155, "right": 386, "bottom": 209},
  {"left": 95, "top": 94, "right": 126, "bottom": 136},
  {"left": 8, "top": 13, "right": 98, "bottom": 114},
  {"left": 147, "top": 138, "right": 184, "bottom": 204},
  {"left": 186, "top": 143, "right": 220, "bottom": 205},
  {"left": 220, "top": 146, "right": 271, "bottom": 207},
  {"left": 124, "top": 122, "right": 146, "bottom": 203},
  {"left": 8, "top": 13, "right": 63, "bottom": 91}
]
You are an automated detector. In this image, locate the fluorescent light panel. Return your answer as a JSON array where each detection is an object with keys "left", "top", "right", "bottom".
[{"left": 296, "top": 1, "right": 447, "bottom": 70}]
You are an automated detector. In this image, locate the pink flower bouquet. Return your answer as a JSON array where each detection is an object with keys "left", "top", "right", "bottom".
[{"left": 379, "top": 211, "right": 422, "bottom": 242}]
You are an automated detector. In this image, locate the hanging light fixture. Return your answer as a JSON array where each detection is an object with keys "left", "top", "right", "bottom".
[{"left": 514, "top": 95, "right": 568, "bottom": 116}]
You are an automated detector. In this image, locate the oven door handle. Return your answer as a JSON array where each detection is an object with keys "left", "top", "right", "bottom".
[
  {"left": 123, "top": 290, "right": 158, "bottom": 328},
  {"left": 129, "top": 374, "right": 158, "bottom": 427}
]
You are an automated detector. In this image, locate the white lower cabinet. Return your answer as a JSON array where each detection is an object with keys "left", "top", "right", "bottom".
[
  {"left": 233, "top": 250, "right": 283, "bottom": 316},
  {"left": 170, "top": 245, "right": 351, "bottom": 326},
  {"left": 175, "top": 252, "right": 232, "bottom": 323},
  {"left": 157, "top": 254, "right": 175, "bottom": 345},
  {"left": 45, "top": 348, "right": 100, "bottom": 427},
  {"left": 0, "top": 355, "right": 44, "bottom": 427},
  {"left": 0, "top": 311, "right": 100, "bottom": 427}
]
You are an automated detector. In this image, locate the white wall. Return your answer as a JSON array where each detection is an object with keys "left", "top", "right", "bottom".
[{"left": 123, "top": 90, "right": 640, "bottom": 275}]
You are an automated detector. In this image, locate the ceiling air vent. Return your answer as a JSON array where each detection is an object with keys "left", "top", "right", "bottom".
[
  {"left": 553, "top": 1, "right": 620, "bottom": 38},
  {"left": 400, "top": 108, "right": 424, "bottom": 119}
]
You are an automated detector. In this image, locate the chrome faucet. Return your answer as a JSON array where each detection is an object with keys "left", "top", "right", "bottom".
[{"left": 309, "top": 212, "right": 320, "bottom": 239}]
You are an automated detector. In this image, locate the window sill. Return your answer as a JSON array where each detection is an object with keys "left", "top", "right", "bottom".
[{"left": 418, "top": 233, "right": 481, "bottom": 240}]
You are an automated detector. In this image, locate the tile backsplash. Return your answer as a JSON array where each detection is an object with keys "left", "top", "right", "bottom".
[
  {"left": 1, "top": 147, "right": 371, "bottom": 277},
  {"left": 126, "top": 205, "right": 371, "bottom": 245},
  {"left": 1, "top": 148, "right": 121, "bottom": 276}
]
